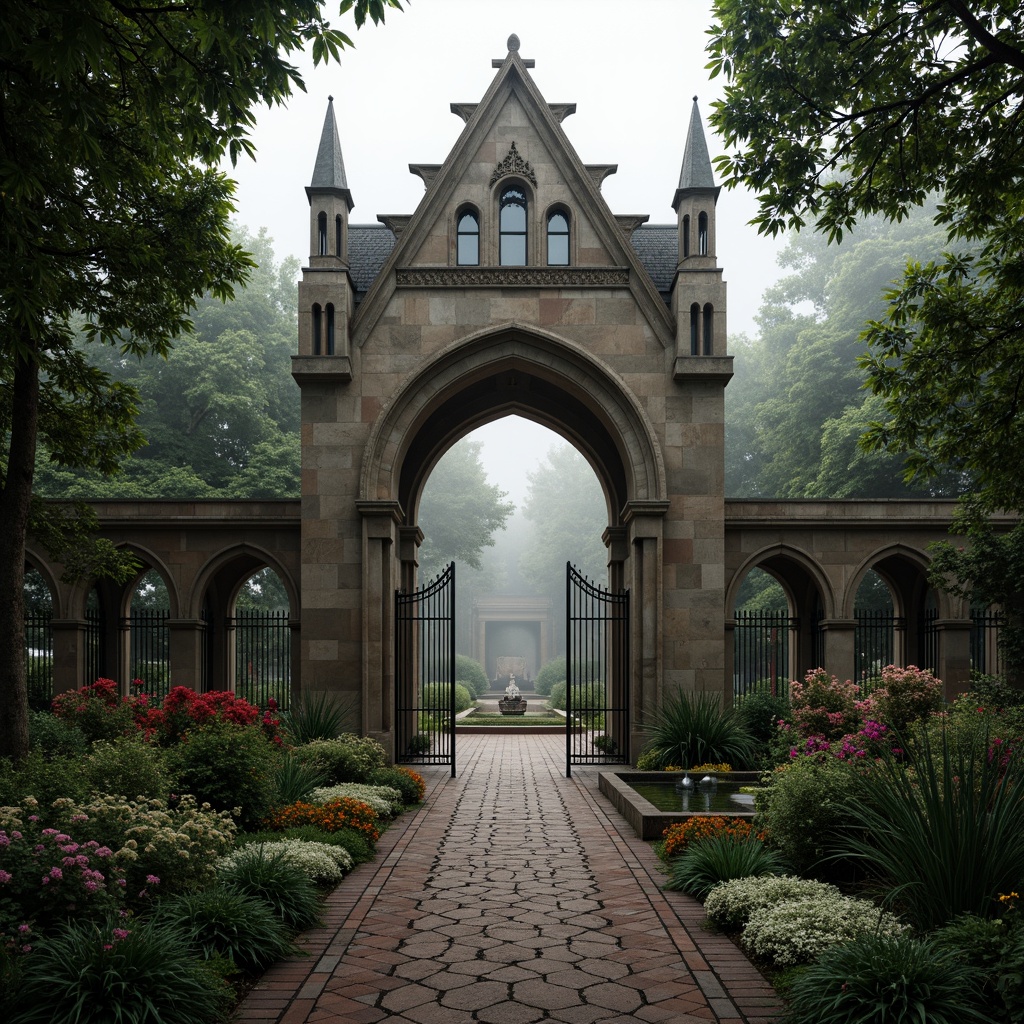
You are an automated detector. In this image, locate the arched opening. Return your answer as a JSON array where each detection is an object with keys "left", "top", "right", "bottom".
[
  {"left": 335, "top": 214, "right": 343, "bottom": 258},
  {"left": 702, "top": 303, "right": 714, "bottom": 355},
  {"left": 689, "top": 303, "right": 700, "bottom": 355},
  {"left": 24, "top": 567, "right": 54, "bottom": 710},
  {"left": 312, "top": 303, "right": 322, "bottom": 355},
  {"left": 682, "top": 214, "right": 690, "bottom": 258},
  {"left": 456, "top": 207, "right": 480, "bottom": 266},
  {"left": 325, "top": 303, "right": 336, "bottom": 356},
  {"left": 732, "top": 567, "right": 792, "bottom": 699},
  {"left": 317, "top": 211, "right": 328, "bottom": 256},
  {"left": 698, "top": 210, "right": 709, "bottom": 255},
  {"left": 231, "top": 567, "right": 292, "bottom": 709},
  {"left": 499, "top": 186, "right": 528, "bottom": 266},
  {"left": 359, "top": 324, "right": 667, "bottom": 759},
  {"left": 546, "top": 209, "right": 570, "bottom": 266},
  {"left": 854, "top": 569, "right": 896, "bottom": 688},
  {"left": 127, "top": 569, "right": 172, "bottom": 700}
]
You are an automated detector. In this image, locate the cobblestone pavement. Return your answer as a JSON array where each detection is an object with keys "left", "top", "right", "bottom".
[{"left": 235, "top": 733, "right": 782, "bottom": 1023}]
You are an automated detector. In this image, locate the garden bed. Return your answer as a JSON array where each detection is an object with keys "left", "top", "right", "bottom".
[{"left": 599, "top": 770, "right": 760, "bottom": 840}]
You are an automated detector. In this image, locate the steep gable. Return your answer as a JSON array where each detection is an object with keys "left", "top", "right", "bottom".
[{"left": 351, "top": 38, "right": 674, "bottom": 348}]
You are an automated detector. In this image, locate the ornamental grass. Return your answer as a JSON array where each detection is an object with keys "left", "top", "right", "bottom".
[
  {"left": 661, "top": 815, "right": 762, "bottom": 860},
  {"left": 264, "top": 798, "right": 381, "bottom": 842}
]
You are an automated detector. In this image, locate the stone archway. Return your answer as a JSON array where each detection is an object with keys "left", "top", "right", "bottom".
[{"left": 354, "top": 324, "right": 670, "bottom": 757}]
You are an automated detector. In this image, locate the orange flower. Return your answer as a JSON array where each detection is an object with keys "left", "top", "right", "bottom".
[
  {"left": 661, "top": 816, "right": 762, "bottom": 859},
  {"left": 264, "top": 798, "right": 381, "bottom": 842}
]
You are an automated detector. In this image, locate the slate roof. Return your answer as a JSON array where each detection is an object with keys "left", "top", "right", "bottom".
[{"left": 346, "top": 223, "right": 677, "bottom": 306}]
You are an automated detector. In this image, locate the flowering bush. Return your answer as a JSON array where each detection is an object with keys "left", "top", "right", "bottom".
[
  {"left": 0, "top": 807, "right": 128, "bottom": 943},
  {"left": 51, "top": 679, "right": 149, "bottom": 743},
  {"left": 789, "top": 669, "right": 860, "bottom": 741},
  {"left": 858, "top": 665, "right": 944, "bottom": 735},
  {"left": 704, "top": 874, "right": 840, "bottom": 931},
  {"left": 741, "top": 892, "right": 905, "bottom": 968},
  {"left": 309, "top": 784, "right": 403, "bottom": 819},
  {"left": 220, "top": 839, "right": 353, "bottom": 885},
  {"left": 264, "top": 798, "right": 381, "bottom": 842},
  {"left": 390, "top": 767, "right": 426, "bottom": 804},
  {"left": 45, "top": 794, "right": 236, "bottom": 900},
  {"left": 661, "top": 816, "right": 761, "bottom": 860},
  {"left": 690, "top": 763, "right": 733, "bottom": 773},
  {"left": 142, "top": 686, "right": 282, "bottom": 746}
]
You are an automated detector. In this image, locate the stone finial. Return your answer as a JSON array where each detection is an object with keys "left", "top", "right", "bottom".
[{"left": 508, "top": 33, "right": 520, "bottom": 52}]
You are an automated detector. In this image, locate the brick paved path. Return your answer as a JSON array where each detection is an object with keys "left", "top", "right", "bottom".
[{"left": 236, "top": 734, "right": 782, "bottom": 1023}]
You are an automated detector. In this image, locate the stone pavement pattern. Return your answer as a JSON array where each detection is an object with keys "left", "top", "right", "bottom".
[{"left": 236, "top": 734, "right": 782, "bottom": 1023}]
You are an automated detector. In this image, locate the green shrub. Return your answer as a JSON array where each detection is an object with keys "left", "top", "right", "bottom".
[
  {"left": 742, "top": 893, "right": 905, "bottom": 968},
  {"left": 153, "top": 886, "right": 294, "bottom": 973},
  {"left": 271, "top": 751, "right": 329, "bottom": 807},
  {"left": 785, "top": 932, "right": 997, "bottom": 1024},
  {"left": 641, "top": 689, "right": 755, "bottom": 770},
  {"left": 837, "top": 728, "right": 1024, "bottom": 931},
  {"left": 704, "top": 875, "right": 839, "bottom": 932},
  {"left": 291, "top": 734, "right": 388, "bottom": 784},
  {"left": 252, "top": 824, "right": 376, "bottom": 865},
  {"left": 217, "top": 845, "right": 322, "bottom": 931},
  {"left": 634, "top": 746, "right": 662, "bottom": 770},
  {"left": 534, "top": 657, "right": 566, "bottom": 697},
  {"left": 27, "top": 711, "right": 87, "bottom": 759},
  {"left": 421, "top": 682, "right": 473, "bottom": 713},
  {"left": 367, "top": 766, "right": 423, "bottom": 805},
  {"left": 933, "top": 914, "right": 1024, "bottom": 1022},
  {"left": 548, "top": 680, "right": 566, "bottom": 710},
  {"left": 50, "top": 678, "right": 145, "bottom": 744},
  {"left": 734, "top": 689, "right": 790, "bottom": 748},
  {"left": 0, "top": 751, "right": 88, "bottom": 812},
  {"left": 664, "top": 834, "right": 786, "bottom": 900},
  {"left": 165, "top": 721, "right": 281, "bottom": 830},
  {"left": 455, "top": 655, "right": 489, "bottom": 697},
  {"left": 5, "top": 916, "right": 232, "bottom": 1024},
  {"left": 279, "top": 691, "right": 356, "bottom": 745},
  {"left": 757, "top": 754, "right": 862, "bottom": 877},
  {"left": 82, "top": 735, "right": 170, "bottom": 800}
]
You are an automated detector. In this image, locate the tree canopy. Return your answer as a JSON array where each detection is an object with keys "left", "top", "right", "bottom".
[
  {"left": 417, "top": 439, "right": 516, "bottom": 581},
  {"left": 708, "top": 0, "right": 1024, "bottom": 510},
  {"left": 0, "top": 0, "right": 404, "bottom": 760}
]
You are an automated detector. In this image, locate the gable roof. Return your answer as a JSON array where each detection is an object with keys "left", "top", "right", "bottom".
[{"left": 349, "top": 42, "right": 676, "bottom": 347}]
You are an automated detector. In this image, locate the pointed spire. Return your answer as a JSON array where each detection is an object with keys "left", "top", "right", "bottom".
[
  {"left": 673, "top": 97, "right": 719, "bottom": 210},
  {"left": 308, "top": 96, "right": 353, "bottom": 209}
]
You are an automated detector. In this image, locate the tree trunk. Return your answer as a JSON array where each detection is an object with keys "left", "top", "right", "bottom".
[{"left": 0, "top": 345, "right": 40, "bottom": 761}]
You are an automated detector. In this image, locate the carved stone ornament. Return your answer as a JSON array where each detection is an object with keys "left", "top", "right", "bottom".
[
  {"left": 489, "top": 141, "right": 538, "bottom": 187},
  {"left": 396, "top": 267, "right": 630, "bottom": 288}
]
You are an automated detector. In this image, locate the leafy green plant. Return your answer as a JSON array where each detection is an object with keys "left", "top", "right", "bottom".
[
  {"left": 153, "top": 886, "right": 294, "bottom": 973},
  {"left": 279, "top": 691, "right": 356, "bottom": 745},
  {"left": 0, "top": 750, "right": 89, "bottom": 811},
  {"left": 218, "top": 839, "right": 352, "bottom": 886},
  {"left": 664, "top": 833, "right": 786, "bottom": 900},
  {"left": 455, "top": 655, "right": 489, "bottom": 698},
  {"left": 272, "top": 751, "right": 329, "bottom": 807},
  {"left": 785, "top": 932, "right": 997, "bottom": 1024},
  {"left": 5, "top": 916, "right": 231, "bottom": 1024},
  {"left": 837, "top": 728, "right": 1024, "bottom": 931},
  {"left": 291, "top": 734, "right": 388, "bottom": 784},
  {"left": 27, "top": 711, "right": 87, "bottom": 759},
  {"left": 734, "top": 689, "right": 790, "bottom": 749},
  {"left": 757, "top": 754, "right": 862, "bottom": 878},
  {"left": 704, "top": 875, "right": 839, "bottom": 932},
  {"left": 82, "top": 735, "right": 170, "bottom": 800},
  {"left": 534, "top": 657, "right": 566, "bottom": 697},
  {"left": 217, "top": 845, "right": 322, "bottom": 931},
  {"left": 642, "top": 689, "right": 755, "bottom": 770},
  {"left": 421, "top": 682, "right": 473, "bottom": 713},
  {"left": 367, "top": 765, "right": 425, "bottom": 805}
]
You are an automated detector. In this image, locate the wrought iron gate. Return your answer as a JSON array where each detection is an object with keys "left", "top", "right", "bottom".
[
  {"left": 566, "top": 562, "right": 630, "bottom": 776},
  {"left": 395, "top": 562, "right": 456, "bottom": 776}
]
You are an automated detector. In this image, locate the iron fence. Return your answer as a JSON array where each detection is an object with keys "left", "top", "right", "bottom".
[
  {"left": 971, "top": 609, "right": 1004, "bottom": 676},
  {"left": 854, "top": 608, "right": 902, "bottom": 692},
  {"left": 84, "top": 601, "right": 103, "bottom": 686},
  {"left": 918, "top": 605, "right": 939, "bottom": 673},
  {"left": 25, "top": 610, "right": 53, "bottom": 710},
  {"left": 231, "top": 610, "right": 291, "bottom": 710},
  {"left": 733, "top": 610, "right": 793, "bottom": 700},
  {"left": 124, "top": 609, "right": 171, "bottom": 700}
]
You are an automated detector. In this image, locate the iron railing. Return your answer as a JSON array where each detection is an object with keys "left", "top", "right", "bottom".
[
  {"left": 395, "top": 562, "right": 456, "bottom": 775},
  {"left": 854, "top": 608, "right": 903, "bottom": 692},
  {"left": 25, "top": 610, "right": 53, "bottom": 710},
  {"left": 971, "top": 609, "right": 1004, "bottom": 676},
  {"left": 124, "top": 608, "right": 171, "bottom": 700},
  {"left": 231, "top": 609, "right": 291, "bottom": 709},
  {"left": 566, "top": 563, "right": 629, "bottom": 775},
  {"left": 733, "top": 611, "right": 793, "bottom": 700}
]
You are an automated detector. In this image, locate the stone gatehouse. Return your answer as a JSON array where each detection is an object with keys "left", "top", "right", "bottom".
[{"left": 26, "top": 39, "right": 988, "bottom": 760}]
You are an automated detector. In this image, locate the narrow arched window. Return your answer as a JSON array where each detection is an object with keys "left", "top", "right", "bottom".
[
  {"left": 690, "top": 303, "right": 700, "bottom": 356},
  {"left": 547, "top": 210, "right": 569, "bottom": 266},
  {"left": 499, "top": 187, "right": 527, "bottom": 266},
  {"left": 312, "top": 304, "right": 322, "bottom": 355},
  {"left": 326, "top": 303, "right": 336, "bottom": 356},
  {"left": 335, "top": 215, "right": 343, "bottom": 257},
  {"left": 682, "top": 215, "right": 691, "bottom": 258},
  {"left": 457, "top": 209, "right": 479, "bottom": 266},
  {"left": 702, "top": 303, "right": 714, "bottom": 355},
  {"left": 698, "top": 211, "right": 708, "bottom": 256},
  {"left": 317, "top": 212, "right": 328, "bottom": 256}
]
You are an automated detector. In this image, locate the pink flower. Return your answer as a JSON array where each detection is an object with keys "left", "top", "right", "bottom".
[
  {"left": 112, "top": 928, "right": 130, "bottom": 941},
  {"left": 0, "top": 870, "right": 12, "bottom": 884}
]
